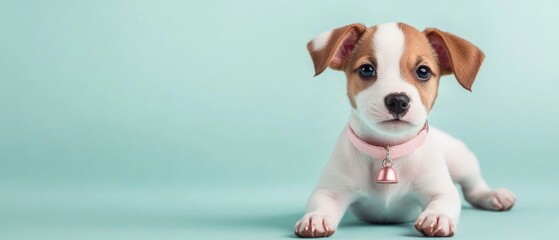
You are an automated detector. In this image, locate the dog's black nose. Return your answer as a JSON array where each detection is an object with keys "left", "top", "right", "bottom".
[{"left": 384, "top": 93, "right": 410, "bottom": 118}]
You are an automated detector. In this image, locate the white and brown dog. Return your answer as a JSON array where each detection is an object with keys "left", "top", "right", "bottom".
[{"left": 295, "top": 22, "right": 516, "bottom": 238}]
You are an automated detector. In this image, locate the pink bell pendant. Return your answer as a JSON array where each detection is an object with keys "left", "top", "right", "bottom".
[
  {"left": 376, "top": 146, "right": 398, "bottom": 184},
  {"left": 376, "top": 166, "right": 398, "bottom": 183}
]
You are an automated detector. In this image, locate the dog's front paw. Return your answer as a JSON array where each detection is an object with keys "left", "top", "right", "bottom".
[
  {"left": 294, "top": 213, "right": 335, "bottom": 238},
  {"left": 475, "top": 188, "right": 516, "bottom": 211},
  {"left": 415, "top": 213, "right": 455, "bottom": 237}
]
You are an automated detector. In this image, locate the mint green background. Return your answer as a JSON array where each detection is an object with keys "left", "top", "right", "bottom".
[{"left": 1, "top": 0, "right": 558, "bottom": 239}]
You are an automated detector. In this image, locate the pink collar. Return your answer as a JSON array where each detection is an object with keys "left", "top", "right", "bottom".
[{"left": 346, "top": 123, "right": 429, "bottom": 160}]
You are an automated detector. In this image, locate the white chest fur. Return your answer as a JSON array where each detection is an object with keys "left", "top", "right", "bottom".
[{"left": 330, "top": 131, "right": 445, "bottom": 223}]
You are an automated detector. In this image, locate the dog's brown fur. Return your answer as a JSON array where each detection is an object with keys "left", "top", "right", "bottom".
[{"left": 307, "top": 22, "right": 485, "bottom": 110}]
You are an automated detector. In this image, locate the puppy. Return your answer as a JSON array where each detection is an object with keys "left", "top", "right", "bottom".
[{"left": 295, "top": 22, "right": 516, "bottom": 238}]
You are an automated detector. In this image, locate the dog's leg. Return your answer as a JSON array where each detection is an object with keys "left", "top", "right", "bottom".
[
  {"left": 461, "top": 177, "right": 516, "bottom": 211},
  {"left": 414, "top": 173, "right": 462, "bottom": 237},
  {"left": 294, "top": 188, "right": 352, "bottom": 238},
  {"left": 444, "top": 139, "right": 516, "bottom": 211}
]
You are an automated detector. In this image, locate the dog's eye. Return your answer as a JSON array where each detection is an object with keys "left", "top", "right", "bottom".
[
  {"left": 358, "top": 64, "right": 376, "bottom": 80},
  {"left": 415, "top": 65, "right": 432, "bottom": 81}
]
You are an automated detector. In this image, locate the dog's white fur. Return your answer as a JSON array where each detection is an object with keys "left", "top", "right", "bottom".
[
  {"left": 296, "top": 23, "right": 516, "bottom": 238},
  {"left": 311, "top": 30, "right": 332, "bottom": 52},
  {"left": 355, "top": 23, "right": 427, "bottom": 141}
]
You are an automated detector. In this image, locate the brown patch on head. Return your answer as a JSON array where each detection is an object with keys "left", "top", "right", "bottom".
[
  {"left": 343, "top": 27, "right": 377, "bottom": 108},
  {"left": 398, "top": 23, "right": 441, "bottom": 112}
]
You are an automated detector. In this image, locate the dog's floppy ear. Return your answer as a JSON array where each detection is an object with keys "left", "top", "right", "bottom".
[
  {"left": 423, "top": 28, "right": 485, "bottom": 91},
  {"left": 307, "top": 23, "right": 367, "bottom": 76}
]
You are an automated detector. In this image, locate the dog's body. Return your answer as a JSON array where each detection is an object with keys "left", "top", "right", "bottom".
[{"left": 295, "top": 22, "right": 515, "bottom": 238}]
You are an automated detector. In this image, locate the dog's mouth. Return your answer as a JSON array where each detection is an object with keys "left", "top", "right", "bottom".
[
  {"left": 380, "top": 118, "right": 409, "bottom": 123},
  {"left": 378, "top": 119, "right": 412, "bottom": 127}
]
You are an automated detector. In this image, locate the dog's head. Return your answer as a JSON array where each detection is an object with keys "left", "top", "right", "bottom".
[{"left": 308, "top": 22, "right": 484, "bottom": 138}]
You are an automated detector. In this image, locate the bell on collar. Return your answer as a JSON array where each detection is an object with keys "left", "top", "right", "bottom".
[
  {"left": 376, "top": 145, "right": 398, "bottom": 184},
  {"left": 376, "top": 166, "right": 398, "bottom": 184}
]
